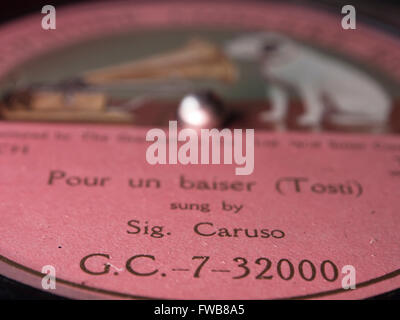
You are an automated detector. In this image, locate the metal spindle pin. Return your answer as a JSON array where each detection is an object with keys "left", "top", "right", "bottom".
[{"left": 177, "top": 91, "right": 226, "bottom": 129}]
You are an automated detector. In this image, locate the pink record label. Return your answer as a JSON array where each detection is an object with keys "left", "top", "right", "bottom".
[
  {"left": 0, "top": 1, "right": 399, "bottom": 299},
  {"left": 0, "top": 122, "right": 399, "bottom": 299}
]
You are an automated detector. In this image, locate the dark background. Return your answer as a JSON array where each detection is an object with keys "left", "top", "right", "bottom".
[{"left": 0, "top": 0, "right": 398, "bottom": 300}]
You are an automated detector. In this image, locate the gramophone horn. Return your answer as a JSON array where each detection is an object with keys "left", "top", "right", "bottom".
[{"left": 83, "top": 39, "right": 238, "bottom": 84}]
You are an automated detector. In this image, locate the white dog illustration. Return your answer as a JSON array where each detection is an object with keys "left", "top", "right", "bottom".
[{"left": 225, "top": 32, "right": 391, "bottom": 131}]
